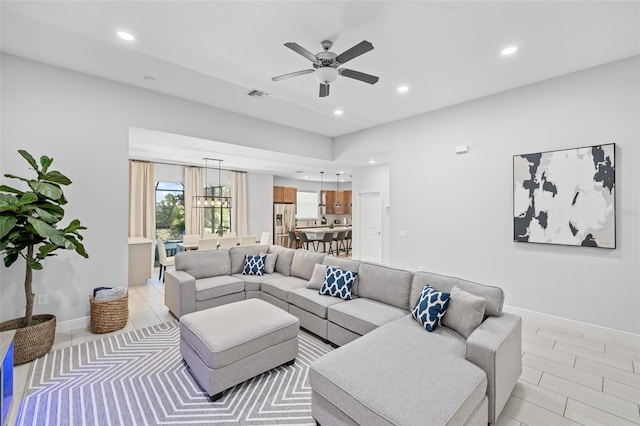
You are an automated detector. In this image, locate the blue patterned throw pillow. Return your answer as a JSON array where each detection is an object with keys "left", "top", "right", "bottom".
[
  {"left": 319, "top": 266, "right": 357, "bottom": 300},
  {"left": 412, "top": 285, "right": 451, "bottom": 332},
  {"left": 242, "top": 254, "right": 266, "bottom": 276}
]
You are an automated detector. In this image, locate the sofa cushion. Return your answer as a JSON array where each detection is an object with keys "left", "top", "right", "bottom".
[
  {"left": 242, "top": 254, "right": 266, "bottom": 276},
  {"left": 262, "top": 276, "right": 308, "bottom": 302},
  {"left": 306, "top": 264, "right": 327, "bottom": 290},
  {"left": 411, "top": 285, "right": 450, "bottom": 332},
  {"left": 175, "top": 249, "right": 231, "bottom": 279},
  {"left": 195, "top": 275, "right": 245, "bottom": 302},
  {"left": 411, "top": 271, "right": 504, "bottom": 317},
  {"left": 319, "top": 266, "right": 357, "bottom": 300},
  {"left": 357, "top": 263, "right": 413, "bottom": 311},
  {"left": 229, "top": 245, "right": 270, "bottom": 274},
  {"left": 309, "top": 316, "right": 483, "bottom": 426},
  {"left": 322, "top": 257, "right": 361, "bottom": 295},
  {"left": 288, "top": 288, "right": 347, "bottom": 319},
  {"left": 291, "top": 250, "right": 326, "bottom": 280},
  {"left": 263, "top": 253, "right": 278, "bottom": 274},
  {"left": 328, "top": 298, "right": 406, "bottom": 336},
  {"left": 233, "top": 272, "right": 285, "bottom": 292},
  {"left": 268, "top": 245, "right": 295, "bottom": 276},
  {"left": 443, "top": 286, "right": 487, "bottom": 338}
]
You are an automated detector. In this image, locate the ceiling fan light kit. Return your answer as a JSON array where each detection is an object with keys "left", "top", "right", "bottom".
[{"left": 272, "top": 39, "right": 379, "bottom": 97}]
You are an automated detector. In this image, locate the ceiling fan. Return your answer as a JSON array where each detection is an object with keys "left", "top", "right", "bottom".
[{"left": 272, "top": 39, "right": 379, "bottom": 97}]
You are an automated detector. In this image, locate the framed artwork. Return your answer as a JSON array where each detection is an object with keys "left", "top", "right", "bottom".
[{"left": 513, "top": 143, "right": 615, "bottom": 248}]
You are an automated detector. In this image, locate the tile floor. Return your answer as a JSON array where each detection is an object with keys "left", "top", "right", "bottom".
[{"left": 7, "top": 271, "right": 640, "bottom": 426}]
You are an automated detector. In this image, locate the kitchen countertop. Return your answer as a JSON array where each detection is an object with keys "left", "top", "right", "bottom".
[{"left": 296, "top": 225, "right": 351, "bottom": 230}]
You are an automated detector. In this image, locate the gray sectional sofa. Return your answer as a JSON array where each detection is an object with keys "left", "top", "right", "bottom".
[{"left": 164, "top": 245, "right": 522, "bottom": 425}]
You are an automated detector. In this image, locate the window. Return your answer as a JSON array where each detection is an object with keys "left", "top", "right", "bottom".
[
  {"left": 155, "top": 181, "right": 185, "bottom": 240},
  {"left": 203, "top": 185, "right": 232, "bottom": 236},
  {"left": 296, "top": 191, "right": 319, "bottom": 219}
]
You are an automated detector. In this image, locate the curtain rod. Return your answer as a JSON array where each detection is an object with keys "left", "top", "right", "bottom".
[{"left": 130, "top": 158, "right": 246, "bottom": 174}]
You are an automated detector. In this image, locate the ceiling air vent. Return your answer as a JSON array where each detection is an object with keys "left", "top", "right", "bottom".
[{"left": 247, "top": 89, "right": 269, "bottom": 99}]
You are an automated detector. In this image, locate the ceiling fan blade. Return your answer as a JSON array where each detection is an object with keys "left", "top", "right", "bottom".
[
  {"left": 272, "top": 69, "right": 315, "bottom": 82},
  {"left": 319, "top": 83, "right": 330, "bottom": 97},
  {"left": 335, "top": 40, "right": 374, "bottom": 64},
  {"left": 339, "top": 68, "right": 379, "bottom": 84},
  {"left": 284, "top": 42, "right": 318, "bottom": 62}
]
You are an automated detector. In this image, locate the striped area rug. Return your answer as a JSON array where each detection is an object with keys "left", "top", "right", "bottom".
[{"left": 17, "top": 321, "right": 332, "bottom": 425}]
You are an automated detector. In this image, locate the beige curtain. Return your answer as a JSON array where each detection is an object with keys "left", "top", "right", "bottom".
[
  {"left": 184, "top": 166, "right": 204, "bottom": 236},
  {"left": 231, "top": 171, "right": 248, "bottom": 236},
  {"left": 128, "top": 161, "right": 155, "bottom": 239}
]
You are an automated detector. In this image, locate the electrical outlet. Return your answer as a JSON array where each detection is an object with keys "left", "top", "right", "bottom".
[{"left": 37, "top": 294, "right": 48, "bottom": 306}]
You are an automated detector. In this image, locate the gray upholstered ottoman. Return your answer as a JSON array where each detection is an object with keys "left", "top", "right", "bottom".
[{"left": 180, "top": 298, "right": 299, "bottom": 401}]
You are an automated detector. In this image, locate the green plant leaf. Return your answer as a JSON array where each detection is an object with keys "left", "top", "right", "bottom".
[
  {"left": 26, "top": 257, "right": 43, "bottom": 270},
  {"left": 0, "top": 216, "right": 17, "bottom": 239},
  {"left": 3, "top": 174, "right": 30, "bottom": 183},
  {"left": 64, "top": 219, "right": 83, "bottom": 233},
  {"left": 37, "top": 243, "right": 58, "bottom": 259},
  {"left": 40, "top": 156, "right": 53, "bottom": 173},
  {"left": 34, "top": 207, "right": 60, "bottom": 223},
  {"left": 50, "top": 234, "right": 73, "bottom": 248},
  {"left": 27, "top": 217, "right": 60, "bottom": 239},
  {"left": 28, "top": 181, "right": 63, "bottom": 200},
  {"left": 0, "top": 193, "right": 19, "bottom": 206},
  {"left": 3, "top": 251, "right": 19, "bottom": 267},
  {"left": 33, "top": 203, "right": 64, "bottom": 217},
  {"left": 66, "top": 235, "right": 88, "bottom": 258},
  {"left": 19, "top": 193, "right": 38, "bottom": 205},
  {"left": 18, "top": 150, "right": 38, "bottom": 170},
  {"left": 0, "top": 185, "right": 24, "bottom": 195},
  {"left": 41, "top": 171, "right": 71, "bottom": 186}
]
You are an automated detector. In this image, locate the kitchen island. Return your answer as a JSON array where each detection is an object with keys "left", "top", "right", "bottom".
[{"left": 295, "top": 226, "right": 351, "bottom": 254}]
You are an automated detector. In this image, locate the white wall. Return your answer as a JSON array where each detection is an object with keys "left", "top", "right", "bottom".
[
  {"left": 351, "top": 164, "right": 391, "bottom": 264},
  {"left": 246, "top": 172, "right": 274, "bottom": 239},
  {"left": 0, "top": 54, "right": 332, "bottom": 324},
  {"left": 336, "top": 56, "right": 640, "bottom": 334}
]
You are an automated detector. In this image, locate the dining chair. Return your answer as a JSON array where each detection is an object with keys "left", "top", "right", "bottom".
[
  {"left": 182, "top": 234, "right": 199, "bottom": 244},
  {"left": 239, "top": 235, "right": 258, "bottom": 247},
  {"left": 259, "top": 231, "right": 271, "bottom": 245},
  {"left": 223, "top": 232, "right": 237, "bottom": 238},
  {"left": 219, "top": 236, "right": 238, "bottom": 249},
  {"left": 156, "top": 239, "right": 175, "bottom": 282},
  {"left": 319, "top": 232, "right": 334, "bottom": 255},
  {"left": 288, "top": 231, "right": 300, "bottom": 249},
  {"left": 298, "top": 232, "right": 317, "bottom": 251},
  {"left": 198, "top": 238, "right": 218, "bottom": 251},
  {"left": 201, "top": 233, "right": 218, "bottom": 239}
]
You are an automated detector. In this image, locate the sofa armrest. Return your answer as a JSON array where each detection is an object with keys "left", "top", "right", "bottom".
[
  {"left": 466, "top": 312, "right": 522, "bottom": 423},
  {"left": 164, "top": 270, "right": 196, "bottom": 318}
]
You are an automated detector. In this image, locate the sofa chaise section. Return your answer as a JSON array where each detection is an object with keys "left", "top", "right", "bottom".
[{"left": 310, "top": 315, "right": 488, "bottom": 426}]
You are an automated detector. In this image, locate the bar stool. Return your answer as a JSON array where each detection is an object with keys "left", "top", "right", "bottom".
[
  {"left": 299, "top": 232, "right": 318, "bottom": 251},
  {"left": 345, "top": 230, "right": 352, "bottom": 256},
  {"left": 288, "top": 231, "right": 300, "bottom": 249},
  {"left": 333, "top": 231, "right": 346, "bottom": 256},
  {"left": 319, "top": 232, "right": 334, "bottom": 255}
]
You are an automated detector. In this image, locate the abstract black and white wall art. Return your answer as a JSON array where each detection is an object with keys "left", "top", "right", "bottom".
[{"left": 513, "top": 143, "right": 615, "bottom": 248}]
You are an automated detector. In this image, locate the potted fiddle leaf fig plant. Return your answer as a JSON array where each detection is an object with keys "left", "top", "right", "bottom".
[{"left": 0, "top": 150, "right": 88, "bottom": 364}]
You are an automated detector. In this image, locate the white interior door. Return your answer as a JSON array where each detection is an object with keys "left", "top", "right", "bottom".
[{"left": 358, "top": 191, "right": 383, "bottom": 263}]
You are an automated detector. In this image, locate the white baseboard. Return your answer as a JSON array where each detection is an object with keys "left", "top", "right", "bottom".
[
  {"left": 504, "top": 304, "right": 640, "bottom": 340},
  {"left": 56, "top": 316, "right": 90, "bottom": 333}
]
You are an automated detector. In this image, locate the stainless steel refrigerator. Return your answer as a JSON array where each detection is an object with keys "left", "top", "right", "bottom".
[{"left": 273, "top": 203, "right": 296, "bottom": 247}]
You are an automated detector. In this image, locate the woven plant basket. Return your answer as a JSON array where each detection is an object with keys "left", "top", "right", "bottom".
[
  {"left": 0, "top": 314, "right": 56, "bottom": 365},
  {"left": 90, "top": 291, "right": 128, "bottom": 334}
]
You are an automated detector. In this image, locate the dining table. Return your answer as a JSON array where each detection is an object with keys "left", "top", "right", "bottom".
[{"left": 177, "top": 241, "right": 199, "bottom": 251}]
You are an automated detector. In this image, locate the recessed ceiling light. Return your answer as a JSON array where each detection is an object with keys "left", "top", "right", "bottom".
[
  {"left": 501, "top": 46, "right": 518, "bottom": 56},
  {"left": 117, "top": 31, "right": 135, "bottom": 41},
  {"left": 369, "top": 159, "right": 376, "bottom": 164},
  {"left": 334, "top": 109, "right": 343, "bottom": 116},
  {"left": 339, "top": 170, "right": 344, "bottom": 174},
  {"left": 397, "top": 85, "right": 409, "bottom": 93}
]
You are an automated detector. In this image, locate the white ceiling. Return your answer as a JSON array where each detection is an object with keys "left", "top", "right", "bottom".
[{"left": 2, "top": 1, "right": 639, "bottom": 179}]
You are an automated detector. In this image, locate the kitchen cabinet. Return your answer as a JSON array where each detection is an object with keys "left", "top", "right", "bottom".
[
  {"left": 344, "top": 190, "right": 352, "bottom": 214},
  {"left": 322, "top": 190, "right": 335, "bottom": 214},
  {"left": 273, "top": 186, "right": 296, "bottom": 204}
]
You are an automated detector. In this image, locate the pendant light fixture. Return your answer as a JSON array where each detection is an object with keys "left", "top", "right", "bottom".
[
  {"left": 318, "top": 171, "right": 326, "bottom": 206},
  {"left": 334, "top": 173, "right": 342, "bottom": 208},
  {"left": 193, "top": 157, "right": 232, "bottom": 209}
]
